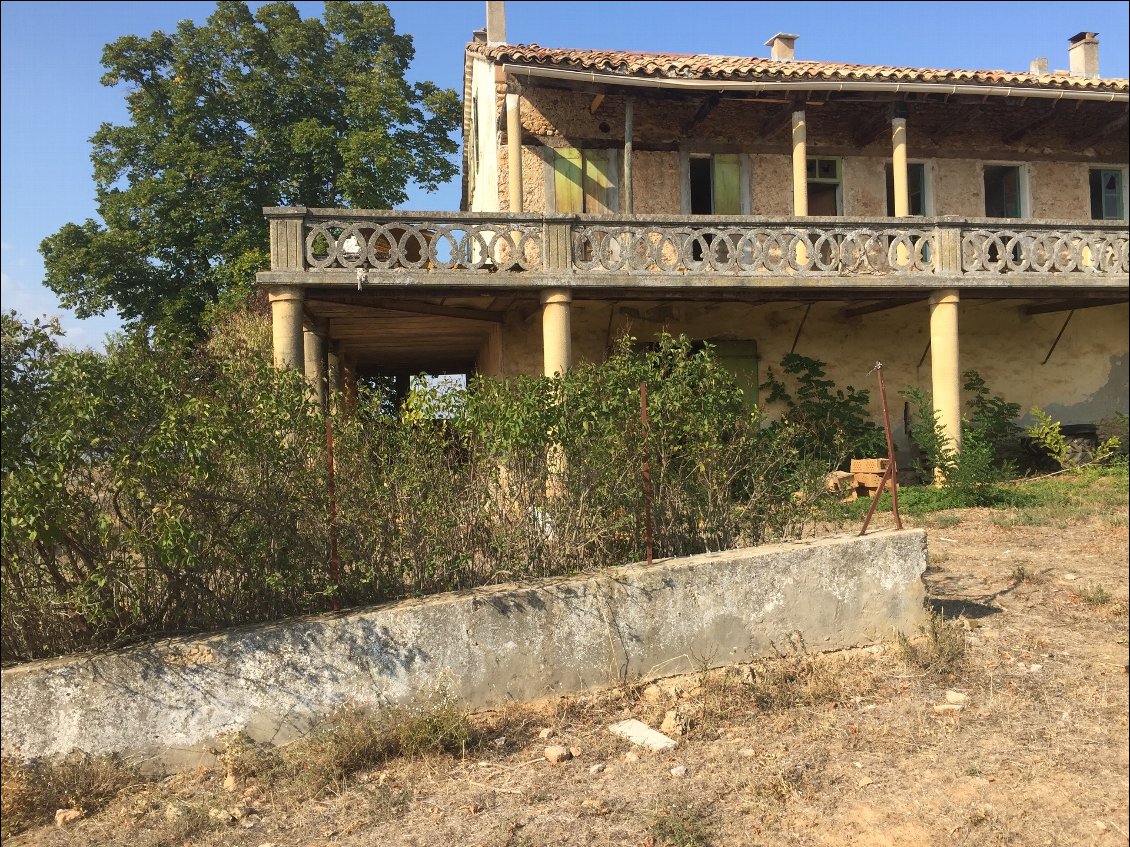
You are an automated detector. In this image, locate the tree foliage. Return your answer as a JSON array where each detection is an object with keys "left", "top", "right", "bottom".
[{"left": 39, "top": 1, "right": 461, "bottom": 335}]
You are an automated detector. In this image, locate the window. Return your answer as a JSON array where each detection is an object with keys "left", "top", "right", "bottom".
[
  {"left": 806, "top": 156, "right": 842, "bottom": 215},
  {"left": 552, "top": 148, "right": 617, "bottom": 214},
  {"left": 984, "top": 165, "right": 1024, "bottom": 218},
  {"left": 1090, "top": 169, "right": 1125, "bottom": 220},
  {"left": 688, "top": 154, "right": 742, "bottom": 215},
  {"left": 885, "top": 163, "right": 928, "bottom": 216}
]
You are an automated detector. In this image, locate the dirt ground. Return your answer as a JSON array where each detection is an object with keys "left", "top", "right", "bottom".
[{"left": 7, "top": 485, "right": 1129, "bottom": 847}]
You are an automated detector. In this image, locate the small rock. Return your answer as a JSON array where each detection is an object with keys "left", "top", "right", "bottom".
[
  {"left": 223, "top": 772, "right": 238, "bottom": 793},
  {"left": 738, "top": 748, "right": 757, "bottom": 758},
  {"left": 492, "top": 736, "right": 507, "bottom": 748},
  {"left": 589, "top": 762, "right": 606, "bottom": 775},
  {"left": 544, "top": 745, "right": 573, "bottom": 763},
  {"left": 209, "top": 808, "right": 235, "bottom": 824},
  {"left": 933, "top": 703, "right": 963, "bottom": 714},
  {"left": 1063, "top": 573, "right": 1078, "bottom": 581},
  {"left": 640, "top": 684, "right": 664, "bottom": 703},
  {"left": 945, "top": 690, "right": 968, "bottom": 705},
  {"left": 241, "top": 814, "right": 262, "bottom": 829},
  {"left": 163, "top": 804, "right": 184, "bottom": 822},
  {"left": 858, "top": 777, "right": 874, "bottom": 788},
  {"left": 623, "top": 751, "right": 640, "bottom": 763},
  {"left": 660, "top": 710, "right": 684, "bottom": 737},
  {"left": 569, "top": 746, "right": 582, "bottom": 759},
  {"left": 538, "top": 728, "right": 556, "bottom": 740},
  {"left": 1095, "top": 821, "right": 1108, "bottom": 831},
  {"left": 608, "top": 718, "right": 678, "bottom": 752},
  {"left": 55, "top": 808, "right": 83, "bottom": 827},
  {"left": 670, "top": 765, "right": 689, "bottom": 777},
  {"left": 1027, "top": 663, "right": 1042, "bottom": 673}
]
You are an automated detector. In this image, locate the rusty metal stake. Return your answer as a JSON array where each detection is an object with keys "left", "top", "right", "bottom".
[
  {"left": 326, "top": 413, "right": 341, "bottom": 610},
  {"left": 859, "top": 361, "right": 903, "bottom": 536},
  {"left": 640, "top": 382, "right": 654, "bottom": 565}
]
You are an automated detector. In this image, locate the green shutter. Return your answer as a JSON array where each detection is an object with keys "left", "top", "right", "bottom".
[
  {"left": 712, "top": 154, "right": 741, "bottom": 215},
  {"left": 584, "top": 150, "right": 615, "bottom": 214},
  {"left": 554, "top": 148, "right": 584, "bottom": 213}
]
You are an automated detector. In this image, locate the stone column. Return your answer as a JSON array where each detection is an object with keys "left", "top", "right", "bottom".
[
  {"left": 303, "top": 320, "right": 328, "bottom": 412},
  {"left": 541, "top": 289, "right": 572, "bottom": 377},
  {"left": 268, "top": 287, "right": 304, "bottom": 371},
  {"left": 327, "top": 341, "right": 345, "bottom": 412},
  {"left": 791, "top": 110, "right": 808, "bottom": 266},
  {"left": 891, "top": 116, "right": 909, "bottom": 217},
  {"left": 791, "top": 110, "right": 808, "bottom": 217},
  {"left": 506, "top": 92, "right": 523, "bottom": 213},
  {"left": 929, "top": 288, "right": 962, "bottom": 457}
]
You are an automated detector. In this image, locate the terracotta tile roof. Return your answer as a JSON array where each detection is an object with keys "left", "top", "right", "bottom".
[{"left": 467, "top": 42, "right": 1129, "bottom": 93}]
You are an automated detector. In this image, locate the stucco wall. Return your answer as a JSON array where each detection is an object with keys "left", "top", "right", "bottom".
[
  {"left": 497, "top": 299, "right": 1129, "bottom": 457},
  {"left": 2, "top": 531, "right": 928, "bottom": 770},
  {"left": 469, "top": 58, "right": 500, "bottom": 213}
]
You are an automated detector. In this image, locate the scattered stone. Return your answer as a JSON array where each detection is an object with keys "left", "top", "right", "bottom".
[
  {"left": 933, "top": 703, "right": 963, "bottom": 714},
  {"left": 54, "top": 808, "right": 83, "bottom": 827},
  {"left": 858, "top": 777, "right": 874, "bottom": 788},
  {"left": 623, "top": 751, "right": 640, "bottom": 763},
  {"left": 492, "top": 736, "right": 507, "bottom": 748},
  {"left": 1063, "top": 573, "right": 1078, "bottom": 581},
  {"left": 660, "top": 710, "right": 684, "bottom": 736},
  {"left": 589, "top": 762, "right": 606, "bottom": 775},
  {"left": 569, "top": 746, "right": 582, "bottom": 759},
  {"left": 241, "top": 814, "right": 262, "bottom": 829},
  {"left": 164, "top": 804, "right": 185, "bottom": 823},
  {"left": 544, "top": 745, "right": 573, "bottom": 763},
  {"left": 1028, "top": 663, "right": 1043, "bottom": 673},
  {"left": 538, "top": 728, "right": 556, "bottom": 740},
  {"left": 209, "top": 808, "right": 235, "bottom": 824},
  {"left": 945, "top": 690, "right": 968, "bottom": 705},
  {"left": 609, "top": 719, "right": 678, "bottom": 752},
  {"left": 640, "top": 684, "right": 664, "bottom": 703},
  {"left": 223, "top": 772, "right": 238, "bottom": 793},
  {"left": 670, "top": 765, "right": 689, "bottom": 777},
  {"left": 738, "top": 748, "right": 757, "bottom": 758}
]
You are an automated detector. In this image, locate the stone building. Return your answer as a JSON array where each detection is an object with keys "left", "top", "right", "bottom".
[{"left": 258, "top": 4, "right": 1128, "bottom": 458}]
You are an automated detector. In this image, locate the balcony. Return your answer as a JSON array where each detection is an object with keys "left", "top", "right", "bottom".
[{"left": 259, "top": 208, "right": 1129, "bottom": 294}]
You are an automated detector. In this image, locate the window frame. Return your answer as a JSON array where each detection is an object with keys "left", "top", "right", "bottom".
[
  {"left": 805, "top": 155, "right": 843, "bottom": 216},
  {"left": 884, "top": 159, "right": 934, "bottom": 217},
  {"left": 679, "top": 151, "right": 752, "bottom": 215},
  {"left": 1089, "top": 166, "right": 1128, "bottom": 221},
  {"left": 981, "top": 161, "right": 1030, "bottom": 219}
]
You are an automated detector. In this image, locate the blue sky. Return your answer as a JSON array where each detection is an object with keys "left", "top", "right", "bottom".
[{"left": 2, "top": 0, "right": 1128, "bottom": 347}]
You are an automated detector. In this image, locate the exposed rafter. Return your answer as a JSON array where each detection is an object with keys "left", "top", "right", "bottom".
[
  {"left": 1001, "top": 106, "right": 1059, "bottom": 144},
  {"left": 1022, "top": 298, "right": 1128, "bottom": 316},
  {"left": 682, "top": 92, "right": 723, "bottom": 135}
]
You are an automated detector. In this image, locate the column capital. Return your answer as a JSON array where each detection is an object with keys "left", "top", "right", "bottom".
[
  {"left": 266, "top": 286, "right": 304, "bottom": 304},
  {"left": 540, "top": 288, "right": 572, "bottom": 306},
  {"left": 928, "top": 288, "right": 960, "bottom": 307}
]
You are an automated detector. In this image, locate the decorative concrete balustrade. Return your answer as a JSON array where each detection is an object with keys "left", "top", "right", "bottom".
[{"left": 260, "top": 207, "right": 1129, "bottom": 291}]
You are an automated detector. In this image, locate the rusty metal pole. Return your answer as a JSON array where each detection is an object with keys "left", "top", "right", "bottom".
[
  {"left": 640, "top": 382, "right": 654, "bottom": 565},
  {"left": 859, "top": 362, "right": 903, "bottom": 536},
  {"left": 326, "top": 414, "right": 341, "bottom": 610}
]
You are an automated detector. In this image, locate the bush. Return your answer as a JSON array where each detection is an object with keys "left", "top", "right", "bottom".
[
  {"left": 900, "top": 371, "right": 1019, "bottom": 506},
  {"left": 2, "top": 315, "right": 869, "bottom": 662}
]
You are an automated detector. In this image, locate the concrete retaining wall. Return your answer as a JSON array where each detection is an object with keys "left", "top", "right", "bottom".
[{"left": 1, "top": 529, "right": 927, "bottom": 770}]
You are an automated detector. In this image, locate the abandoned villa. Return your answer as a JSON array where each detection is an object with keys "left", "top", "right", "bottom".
[{"left": 256, "top": 3, "right": 1129, "bottom": 460}]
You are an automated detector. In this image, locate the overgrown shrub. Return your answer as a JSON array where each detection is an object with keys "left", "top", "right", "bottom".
[
  {"left": 2, "top": 314, "right": 868, "bottom": 662},
  {"left": 900, "top": 371, "right": 1019, "bottom": 505}
]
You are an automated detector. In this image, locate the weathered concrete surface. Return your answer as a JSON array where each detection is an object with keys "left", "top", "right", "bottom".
[{"left": 1, "top": 530, "right": 927, "bottom": 771}]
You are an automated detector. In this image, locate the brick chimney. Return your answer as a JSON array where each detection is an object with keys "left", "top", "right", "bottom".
[
  {"left": 1029, "top": 57, "right": 1048, "bottom": 75},
  {"left": 764, "top": 33, "right": 799, "bottom": 62},
  {"left": 1068, "top": 31, "right": 1099, "bottom": 77}
]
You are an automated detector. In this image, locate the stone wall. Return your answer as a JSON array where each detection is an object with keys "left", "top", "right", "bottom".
[{"left": 2, "top": 531, "right": 928, "bottom": 771}]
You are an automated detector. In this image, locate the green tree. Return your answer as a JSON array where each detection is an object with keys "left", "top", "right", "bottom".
[{"left": 39, "top": 1, "right": 461, "bottom": 336}]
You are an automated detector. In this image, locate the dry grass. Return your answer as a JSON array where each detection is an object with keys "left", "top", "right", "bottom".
[
  {"left": 4, "top": 488, "right": 1127, "bottom": 847},
  {"left": 0, "top": 753, "right": 139, "bottom": 837}
]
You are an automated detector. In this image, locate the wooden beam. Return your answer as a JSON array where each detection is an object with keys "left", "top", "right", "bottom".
[
  {"left": 851, "top": 112, "right": 890, "bottom": 148},
  {"left": 1077, "top": 111, "right": 1128, "bottom": 143},
  {"left": 682, "top": 93, "right": 722, "bottom": 135},
  {"left": 760, "top": 104, "right": 797, "bottom": 140},
  {"left": 1001, "top": 106, "right": 1058, "bottom": 144},
  {"left": 839, "top": 299, "right": 923, "bottom": 319},
  {"left": 1022, "top": 298, "right": 1128, "bottom": 316},
  {"left": 307, "top": 298, "right": 503, "bottom": 323},
  {"left": 589, "top": 93, "right": 605, "bottom": 114}
]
